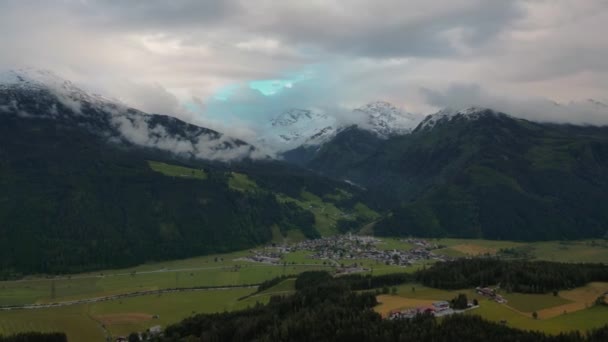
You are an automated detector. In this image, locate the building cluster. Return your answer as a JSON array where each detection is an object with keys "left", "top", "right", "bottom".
[
  {"left": 242, "top": 234, "right": 449, "bottom": 268},
  {"left": 238, "top": 250, "right": 282, "bottom": 264},
  {"left": 388, "top": 301, "right": 454, "bottom": 320},
  {"left": 476, "top": 287, "right": 508, "bottom": 304},
  {"left": 404, "top": 238, "right": 441, "bottom": 249},
  {"left": 388, "top": 299, "right": 480, "bottom": 320}
]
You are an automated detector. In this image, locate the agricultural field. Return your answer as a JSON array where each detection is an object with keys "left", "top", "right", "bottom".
[
  {"left": 148, "top": 161, "right": 207, "bottom": 180},
  {"left": 228, "top": 172, "right": 258, "bottom": 192},
  {"left": 0, "top": 250, "right": 329, "bottom": 307},
  {"left": 0, "top": 287, "right": 280, "bottom": 341},
  {"left": 2, "top": 237, "right": 608, "bottom": 340},
  {"left": 374, "top": 282, "right": 608, "bottom": 334},
  {"left": 431, "top": 239, "right": 608, "bottom": 263},
  {"left": 277, "top": 191, "right": 347, "bottom": 236}
]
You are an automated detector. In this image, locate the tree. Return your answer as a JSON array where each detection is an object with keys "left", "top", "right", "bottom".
[
  {"left": 451, "top": 293, "right": 468, "bottom": 310},
  {"left": 532, "top": 311, "right": 538, "bottom": 320},
  {"left": 391, "top": 287, "right": 397, "bottom": 295},
  {"left": 472, "top": 298, "right": 479, "bottom": 306}
]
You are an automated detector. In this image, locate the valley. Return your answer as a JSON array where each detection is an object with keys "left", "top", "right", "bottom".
[
  {"left": 2, "top": 70, "right": 608, "bottom": 341},
  {"left": 2, "top": 237, "right": 608, "bottom": 341}
]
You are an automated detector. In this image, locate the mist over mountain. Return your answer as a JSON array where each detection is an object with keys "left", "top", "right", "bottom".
[
  {"left": 0, "top": 68, "right": 262, "bottom": 162},
  {"left": 3, "top": 68, "right": 608, "bottom": 246}
]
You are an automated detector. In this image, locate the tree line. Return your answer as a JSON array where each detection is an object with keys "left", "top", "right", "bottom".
[{"left": 416, "top": 258, "right": 608, "bottom": 293}]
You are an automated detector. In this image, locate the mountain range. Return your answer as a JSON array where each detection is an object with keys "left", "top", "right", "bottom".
[
  {"left": 259, "top": 101, "right": 419, "bottom": 153},
  {"left": 301, "top": 107, "right": 608, "bottom": 240},
  {"left": 2, "top": 68, "right": 608, "bottom": 276},
  {"left": 0, "top": 69, "right": 372, "bottom": 277}
]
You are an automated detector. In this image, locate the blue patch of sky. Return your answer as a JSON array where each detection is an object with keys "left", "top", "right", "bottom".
[{"left": 187, "top": 64, "right": 325, "bottom": 124}]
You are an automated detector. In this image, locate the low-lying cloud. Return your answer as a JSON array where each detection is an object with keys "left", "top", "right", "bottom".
[{"left": 421, "top": 83, "right": 608, "bottom": 126}]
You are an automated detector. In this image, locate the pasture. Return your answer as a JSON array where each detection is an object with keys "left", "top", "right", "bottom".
[
  {"left": 0, "top": 287, "right": 274, "bottom": 342},
  {"left": 0, "top": 250, "right": 330, "bottom": 307},
  {"left": 2, "top": 237, "right": 608, "bottom": 340},
  {"left": 148, "top": 161, "right": 207, "bottom": 180},
  {"left": 376, "top": 282, "right": 608, "bottom": 334},
  {"left": 432, "top": 239, "right": 608, "bottom": 262}
]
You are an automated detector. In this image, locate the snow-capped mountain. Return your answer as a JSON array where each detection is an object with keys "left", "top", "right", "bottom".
[
  {"left": 354, "top": 101, "right": 419, "bottom": 137},
  {"left": 416, "top": 107, "right": 504, "bottom": 130},
  {"left": 260, "top": 108, "right": 339, "bottom": 151},
  {"left": 0, "top": 68, "right": 258, "bottom": 161},
  {"left": 262, "top": 101, "right": 420, "bottom": 153}
]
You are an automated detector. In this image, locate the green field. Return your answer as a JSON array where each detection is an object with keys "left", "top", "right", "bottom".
[
  {"left": 277, "top": 191, "right": 346, "bottom": 236},
  {"left": 147, "top": 160, "right": 207, "bottom": 180},
  {"left": 430, "top": 239, "right": 608, "bottom": 262},
  {"left": 380, "top": 282, "right": 608, "bottom": 334},
  {"left": 3, "top": 237, "right": 608, "bottom": 340},
  {"left": 502, "top": 292, "right": 571, "bottom": 313},
  {"left": 0, "top": 288, "right": 275, "bottom": 341},
  {"left": 228, "top": 172, "right": 258, "bottom": 192},
  {"left": 0, "top": 250, "right": 329, "bottom": 307},
  {"left": 4, "top": 238, "right": 608, "bottom": 308}
]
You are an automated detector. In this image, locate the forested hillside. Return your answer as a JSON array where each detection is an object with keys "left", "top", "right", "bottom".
[
  {"left": 302, "top": 110, "right": 608, "bottom": 240},
  {"left": 0, "top": 113, "right": 372, "bottom": 278}
]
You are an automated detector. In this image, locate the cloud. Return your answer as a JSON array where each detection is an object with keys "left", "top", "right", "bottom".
[
  {"left": 0, "top": 0, "right": 607, "bottom": 135},
  {"left": 110, "top": 113, "right": 262, "bottom": 162},
  {"left": 420, "top": 83, "right": 608, "bottom": 126}
]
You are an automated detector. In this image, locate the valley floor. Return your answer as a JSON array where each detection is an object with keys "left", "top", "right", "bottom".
[{"left": 1, "top": 238, "right": 608, "bottom": 341}]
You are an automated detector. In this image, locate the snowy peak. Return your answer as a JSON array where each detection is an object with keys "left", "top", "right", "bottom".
[
  {"left": 417, "top": 106, "right": 503, "bottom": 130},
  {"left": 0, "top": 68, "right": 125, "bottom": 114},
  {"left": 0, "top": 68, "right": 70, "bottom": 89},
  {"left": 354, "top": 101, "right": 418, "bottom": 137},
  {"left": 263, "top": 101, "right": 420, "bottom": 153},
  {"left": 262, "top": 108, "right": 338, "bottom": 151},
  {"left": 270, "top": 108, "right": 329, "bottom": 127},
  {"left": 0, "top": 68, "right": 257, "bottom": 161}
]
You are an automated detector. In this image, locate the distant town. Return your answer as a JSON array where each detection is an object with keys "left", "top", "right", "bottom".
[{"left": 239, "top": 234, "right": 452, "bottom": 274}]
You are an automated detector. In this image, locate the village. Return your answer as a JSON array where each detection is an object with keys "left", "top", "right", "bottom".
[{"left": 239, "top": 234, "right": 451, "bottom": 271}]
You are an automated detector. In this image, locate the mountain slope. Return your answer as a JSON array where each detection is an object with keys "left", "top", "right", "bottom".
[
  {"left": 0, "top": 70, "right": 375, "bottom": 278},
  {"left": 353, "top": 101, "right": 418, "bottom": 137},
  {"left": 0, "top": 68, "right": 258, "bottom": 161},
  {"left": 259, "top": 108, "right": 339, "bottom": 152},
  {"left": 305, "top": 108, "right": 608, "bottom": 240}
]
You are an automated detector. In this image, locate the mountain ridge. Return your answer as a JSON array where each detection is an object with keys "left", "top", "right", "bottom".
[{"left": 0, "top": 68, "right": 260, "bottom": 162}]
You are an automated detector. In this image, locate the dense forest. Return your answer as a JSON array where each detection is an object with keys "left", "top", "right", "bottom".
[
  {"left": 0, "top": 332, "right": 67, "bottom": 342},
  {"left": 416, "top": 258, "right": 608, "bottom": 293},
  {"left": 153, "top": 271, "right": 608, "bottom": 342},
  {"left": 0, "top": 113, "right": 374, "bottom": 279}
]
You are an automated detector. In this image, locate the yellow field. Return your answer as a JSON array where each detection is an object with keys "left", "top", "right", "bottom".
[
  {"left": 536, "top": 282, "right": 608, "bottom": 319},
  {"left": 448, "top": 244, "right": 499, "bottom": 256},
  {"left": 374, "top": 295, "right": 435, "bottom": 317},
  {"left": 376, "top": 282, "right": 608, "bottom": 334}
]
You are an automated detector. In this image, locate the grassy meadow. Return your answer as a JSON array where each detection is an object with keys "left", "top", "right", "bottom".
[
  {"left": 374, "top": 282, "right": 608, "bottom": 334},
  {"left": 2, "top": 237, "right": 608, "bottom": 340}
]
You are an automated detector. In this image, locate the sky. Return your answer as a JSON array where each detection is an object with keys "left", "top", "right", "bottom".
[{"left": 1, "top": 0, "right": 608, "bottom": 138}]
